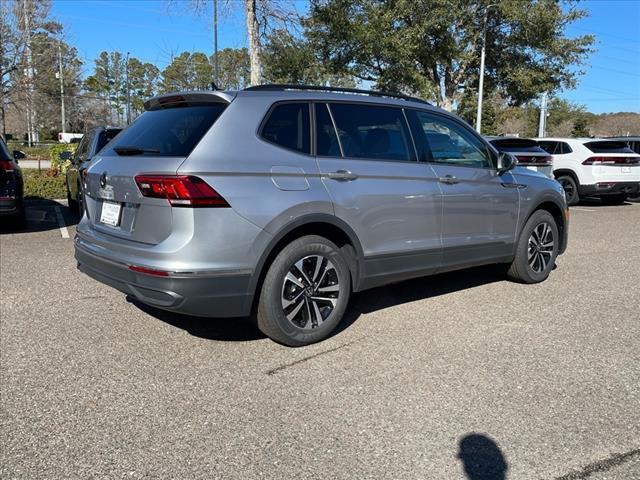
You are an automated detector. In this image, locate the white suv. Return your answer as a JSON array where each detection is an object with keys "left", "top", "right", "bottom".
[{"left": 536, "top": 138, "right": 640, "bottom": 205}]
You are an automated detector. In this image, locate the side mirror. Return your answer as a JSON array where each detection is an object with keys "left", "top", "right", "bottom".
[
  {"left": 13, "top": 150, "right": 26, "bottom": 160},
  {"left": 497, "top": 152, "right": 517, "bottom": 174},
  {"left": 59, "top": 151, "right": 73, "bottom": 161}
]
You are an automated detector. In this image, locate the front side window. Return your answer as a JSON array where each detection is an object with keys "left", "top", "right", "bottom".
[
  {"left": 261, "top": 102, "right": 310, "bottom": 154},
  {"left": 328, "top": 103, "right": 413, "bottom": 162},
  {"left": 413, "top": 111, "right": 493, "bottom": 168}
]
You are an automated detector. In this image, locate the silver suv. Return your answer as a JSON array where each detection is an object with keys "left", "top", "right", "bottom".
[{"left": 75, "top": 85, "right": 569, "bottom": 346}]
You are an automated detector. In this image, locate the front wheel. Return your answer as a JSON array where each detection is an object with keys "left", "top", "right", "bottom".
[
  {"left": 507, "top": 210, "right": 559, "bottom": 284},
  {"left": 256, "top": 235, "right": 351, "bottom": 347}
]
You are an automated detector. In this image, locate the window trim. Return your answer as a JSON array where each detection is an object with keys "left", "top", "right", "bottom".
[
  {"left": 408, "top": 108, "right": 498, "bottom": 170},
  {"left": 257, "top": 100, "right": 313, "bottom": 156},
  {"left": 319, "top": 100, "right": 419, "bottom": 164}
]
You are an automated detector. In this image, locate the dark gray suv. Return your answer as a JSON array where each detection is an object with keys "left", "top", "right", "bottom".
[{"left": 75, "top": 85, "right": 569, "bottom": 346}]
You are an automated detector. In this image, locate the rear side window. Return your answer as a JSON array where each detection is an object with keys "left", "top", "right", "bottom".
[
  {"left": 584, "top": 141, "right": 634, "bottom": 154},
  {"left": 105, "top": 104, "right": 227, "bottom": 157},
  {"left": 328, "top": 103, "right": 413, "bottom": 162},
  {"left": 261, "top": 103, "right": 310, "bottom": 154},
  {"left": 559, "top": 142, "right": 573, "bottom": 154},
  {"left": 96, "top": 129, "right": 122, "bottom": 153},
  {"left": 537, "top": 141, "right": 558, "bottom": 154}
]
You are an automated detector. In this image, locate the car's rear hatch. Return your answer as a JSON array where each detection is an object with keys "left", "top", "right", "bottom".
[
  {"left": 0, "top": 141, "right": 19, "bottom": 199},
  {"left": 582, "top": 140, "right": 640, "bottom": 181},
  {"left": 490, "top": 138, "right": 552, "bottom": 167},
  {"left": 83, "top": 92, "right": 233, "bottom": 245}
]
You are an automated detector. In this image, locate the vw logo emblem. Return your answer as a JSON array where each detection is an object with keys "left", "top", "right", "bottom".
[{"left": 100, "top": 172, "right": 107, "bottom": 188}]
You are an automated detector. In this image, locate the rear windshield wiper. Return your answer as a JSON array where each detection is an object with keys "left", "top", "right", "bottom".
[{"left": 113, "top": 146, "right": 161, "bottom": 156}]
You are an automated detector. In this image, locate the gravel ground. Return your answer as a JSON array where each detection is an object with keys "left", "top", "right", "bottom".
[{"left": 1, "top": 200, "right": 639, "bottom": 479}]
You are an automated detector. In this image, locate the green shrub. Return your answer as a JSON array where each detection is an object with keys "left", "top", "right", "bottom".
[
  {"left": 49, "top": 144, "right": 77, "bottom": 173},
  {"left": 23, "top": 169, "right": 67, "bottom": 200}
]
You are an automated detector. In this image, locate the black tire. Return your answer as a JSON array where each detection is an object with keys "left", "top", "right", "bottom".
[
  {"left": 628, "top": 194, "right": 640, "bottom": 203},
  {"left": 507, "top": 210, "right": 559, "bottom": 284},
  {"left": 556, "top": 175, "right": 579, "bottom": 206},
  {"left": 256, "top": 235, "right": 351, "bottom": 347},
  {"left": 66, "top": 177, "right": 78, "bottom": 211},
  {"left": 600, "top": 194, "right": 627, "bottom": 206}
]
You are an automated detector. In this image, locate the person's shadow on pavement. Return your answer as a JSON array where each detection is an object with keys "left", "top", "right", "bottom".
[{"left": 458, "top": 433, "right": 508, "bottom": 480}]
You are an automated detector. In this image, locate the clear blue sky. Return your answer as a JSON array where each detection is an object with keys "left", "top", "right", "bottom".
[{"left": 50, "top": 0, "right": 640, "bottom": 114}]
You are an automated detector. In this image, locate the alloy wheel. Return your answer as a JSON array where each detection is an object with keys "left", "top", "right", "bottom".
[
  {"left": 528, "top": 222, "right": 555, "bottom": 273},
  {"left": 281, "top": 255, "right": 340, "bottom": 330}
]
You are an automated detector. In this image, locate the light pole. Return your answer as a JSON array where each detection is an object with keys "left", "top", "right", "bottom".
[
  {"left": 475, "top": 4, "right": 496, "bottom": 134},
  {"left": 57, "top": 37, "right": 66, "bottom": 133},
  {"left": 213, "top": 0, "right": 218, "bottom": 87}
]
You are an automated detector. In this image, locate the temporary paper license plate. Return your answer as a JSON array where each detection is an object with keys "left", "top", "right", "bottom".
[{"left": 100, "top": 201, "right": 121, "bottom": 227}]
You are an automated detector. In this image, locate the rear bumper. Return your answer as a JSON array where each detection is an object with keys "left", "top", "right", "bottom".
[
  {"left": 75, "top": 238, "right": 253, "bottom": 317},
  {"left": 579, "top": 182, "right": 639, "bottom": 197}
]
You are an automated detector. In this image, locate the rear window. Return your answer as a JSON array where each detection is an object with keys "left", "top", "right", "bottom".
[
  {"left": 104, "top": 104, "right": 226, "bottom": 157},
  {"left": 490, "top": 138, "right": 545, "bottom": 153},
  {"left": 584, "top": 141, "right": 634, "bottom": 154},
  {"left": 261, "top": 103, "right": 310, "bottom": 154},
  {"left": 96, "top": 129, "right": 122, "bottom": 153}
]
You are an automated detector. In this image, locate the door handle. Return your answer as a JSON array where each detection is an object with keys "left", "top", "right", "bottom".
[
  {"left": 438, "top": 175, "right": 459, "bottom": 185},
  {"left": 327, "top": 170, "right": 358, "bottom": 181}
]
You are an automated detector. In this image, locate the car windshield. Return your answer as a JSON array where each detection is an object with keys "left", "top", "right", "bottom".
[{"left": 103, "top": 104, "right": 227, "bottom": 157}]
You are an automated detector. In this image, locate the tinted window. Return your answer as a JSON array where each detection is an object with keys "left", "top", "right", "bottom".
[
  {"left": 559, "top": 142, "right": 573, "bottom": 154},
  {"left": 105, "top": 104, "right": 226, "bottom": 157},
  {"left": 96, "top": 129, "right": 122, "bottom": 154},
  {"left": 489, "top": 138, "right": 546, "bottom": 154},
  {"left": 414, "top": 111, "right": 492, "bottom": 168},
  {"left": 74, "top": 135, "right": 90, "bottom": 162},
  {"left": 537, "top": 141, "right": 557, "bottom": 154},
  {"left": 315, "top": 104, "right": 341, "bottom": 156},
  {"left": 584, "top": 141, "right": 633, "bottom": 154},
  {"left": 0, "top": 138, "right": 11, "bottom": 161},
  {"left": 261, "top": 103, "right": 310, "bottom": 154},
  {"left": 328, "top": 103, "right": 413, "bottom": 161}
]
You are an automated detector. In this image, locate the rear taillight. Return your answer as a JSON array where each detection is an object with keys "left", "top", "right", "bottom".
[
  {"left": 582, "top": 156, "right": 640, "bottom": 165},
  {"left": 516, "top": 155, "right": 552, "bottom": 166},
  {"left": 128, "top": 265, "right": 170, "bottom": 276},
  {"left": 0, "top": 160, "right": 14, "bottom": 172},
  {"left": 134, "top": 175, "right": 230, "bottom": 208}
]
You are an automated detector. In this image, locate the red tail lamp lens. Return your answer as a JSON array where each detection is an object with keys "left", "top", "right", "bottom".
[{"left": 134, "top": 175, "right": 230, "bottom": 207}]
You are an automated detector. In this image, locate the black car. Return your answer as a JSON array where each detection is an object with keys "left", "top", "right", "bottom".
[
  {"left": 65, "top": 127, "right": 122, "bottom": 213},
  {"left": 607, "top": 136, "right": 640, "bottom": 202},
  {"left": 0, "top": 137, "right": 26, "bottom": 226}
]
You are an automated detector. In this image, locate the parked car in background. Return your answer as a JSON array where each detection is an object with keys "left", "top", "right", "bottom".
[
  {"left": 485, "top": 136, "right": 553, "bottom": 178},
  {"left": 75, "top": 86, "right": 568, "bottom": 346},
  {"left": 0, "top": 137, "right": 26, "bottom": 226},
  {"left": 66, "top": 127, "right": 122, "bottom": 214},
  {"left": 58, "top": 132, "right": 84, "bottom": 144},
  {"left": 536, "top": 137, "right": 640, "bottom": 205},
  {"left": 607, "top": 136, "right": 640, "bottom": 202}
]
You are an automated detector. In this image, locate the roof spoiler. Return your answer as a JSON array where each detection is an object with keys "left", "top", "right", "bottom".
[{"left": 144, "top": 91, "right": 235, "bottom": 111}]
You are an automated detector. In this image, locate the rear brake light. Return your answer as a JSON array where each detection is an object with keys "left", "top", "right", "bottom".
[
  {"left": 134, "top": 175, "right": 230, "bottom": 207},
  {"left": 128, "top": 265, "right": 170, "bottom": 276},
  {"left": 516, "top": 155, "right": 552, "bottom": 166},
  {"left": 0, "top": 160, "right": 14, "bottom": 172},
  {"left": 583, "top": 156, "right": 640, "bottom": 165}
]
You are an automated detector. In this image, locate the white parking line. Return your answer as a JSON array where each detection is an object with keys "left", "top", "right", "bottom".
[{"left": 54, "top": 206, "right": 69, "bottom": 239}]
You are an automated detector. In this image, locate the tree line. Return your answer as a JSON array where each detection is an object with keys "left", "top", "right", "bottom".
[{"left": 3, "top": 0, "right": 632, "bottom": 143}]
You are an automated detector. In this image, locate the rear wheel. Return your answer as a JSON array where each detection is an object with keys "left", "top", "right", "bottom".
[
  {"left": 600, "top": 194, "right": 627, "bottom": 205},
  {"left": 628, "top": 194, "right": 640, "bottom": 203},
  {"left": 256, "top": 235, "right": 351, "bottom": 347},
  {"left": 556, "top": 175, "right": 579, "bottom": 206},
  {"left": 507, "top": 210, "right": 559, "bottom": 284}
]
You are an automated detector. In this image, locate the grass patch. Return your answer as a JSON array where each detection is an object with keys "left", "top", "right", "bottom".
[{"left": 23, "top": 170, "right": 66, "bottom": 200}]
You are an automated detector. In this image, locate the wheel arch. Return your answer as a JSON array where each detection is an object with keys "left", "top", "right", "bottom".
[
  {"left": 246, "top": 214, "right": 364, "bottom": 315},
  {"left": 554, "top": 168, "right": 580, "bottom": 184},
  {"left": 525, "top": 200, "right": 568, "bottom": 254}
]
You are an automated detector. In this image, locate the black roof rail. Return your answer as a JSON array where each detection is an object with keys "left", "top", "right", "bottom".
[{"left": 243, "top": 83, "right": 431, "bottom": 106}]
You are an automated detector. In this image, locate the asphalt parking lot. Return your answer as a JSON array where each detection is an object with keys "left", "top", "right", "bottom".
[{"left": 1, "top": 200, "right": 639, "bottom": 479}]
